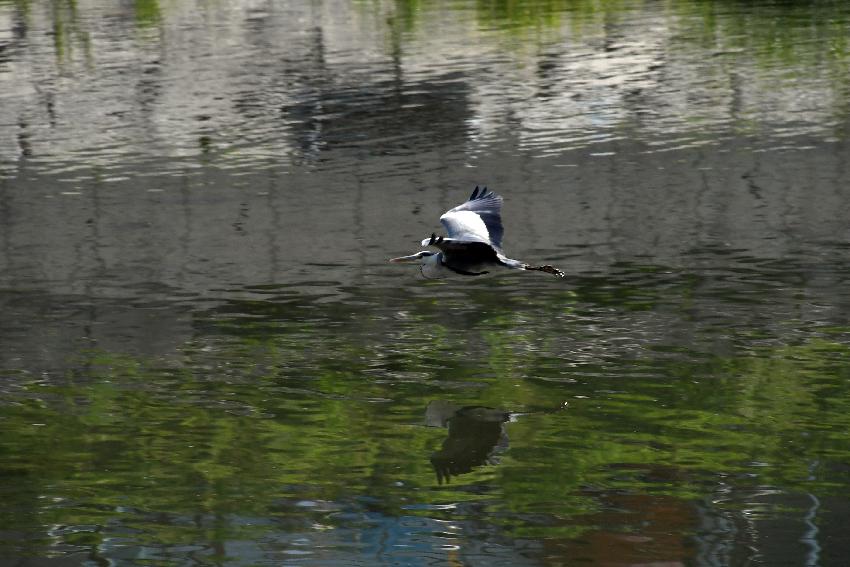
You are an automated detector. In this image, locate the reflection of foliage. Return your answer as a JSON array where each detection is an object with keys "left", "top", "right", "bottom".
[
  {"left": 2, "top": 277, "right": 850, "bottom": 558},
  {"left": 134, "top": 0, "right": 161, "bottom": 28},
  {"left": 49, "top": 0, "right": 92, "bottom": 64},
  {"left": 474, "top": 0, "right": 631, "bottom": 33},
  {"left": 671, "top": 0, "right": 850, "bottom": 68},
  {"left": 369, "top": 0, "right": 850, "bottom": 69}
]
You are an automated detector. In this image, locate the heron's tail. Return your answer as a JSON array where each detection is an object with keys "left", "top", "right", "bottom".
[{"left": 523, "top": 264, "right": 565, "bottom": 278}]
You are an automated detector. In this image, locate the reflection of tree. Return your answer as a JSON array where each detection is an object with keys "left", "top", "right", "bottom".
[
  {"left": 1, "top": 284, "right": 850, "bottom": 562},
  {"left": 282, "top": 74, "right": 471, "bottom": 162},
  {"left": 426, "top": 400, "right": 510, "bottom": 484}
]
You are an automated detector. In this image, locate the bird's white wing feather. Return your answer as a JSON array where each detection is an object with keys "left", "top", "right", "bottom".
[
  {"left": 439, "top": 210, "right": 492, "bottom": 243},
  {"left": 437, "top": 187, "right": 505, "bottom": 248}
]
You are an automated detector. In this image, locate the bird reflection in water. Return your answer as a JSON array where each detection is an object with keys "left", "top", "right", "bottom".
[{"left": 425, "top": 400, "right": 512, "bottom": 484}]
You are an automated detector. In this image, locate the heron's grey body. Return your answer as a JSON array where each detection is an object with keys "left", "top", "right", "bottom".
[{"left": 390, "top": 186, "right": 564, "bottom": 279}]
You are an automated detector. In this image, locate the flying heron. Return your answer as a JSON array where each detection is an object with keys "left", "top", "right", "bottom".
[{"left": 389, "top": 186, "right": 565, "bottom": 279}]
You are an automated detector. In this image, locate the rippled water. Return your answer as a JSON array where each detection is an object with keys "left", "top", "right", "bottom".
[{"left": 2, "top": 0, "right": 850, "bottom": 565}]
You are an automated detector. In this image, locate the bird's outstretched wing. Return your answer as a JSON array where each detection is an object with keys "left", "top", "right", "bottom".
[{"left": 439, "top": 186, "right": 505, "bottom": 249}]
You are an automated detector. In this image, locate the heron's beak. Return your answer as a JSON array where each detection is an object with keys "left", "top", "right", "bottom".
[{"left": 389, "top": 253, "right": 421, "bottom": 264}]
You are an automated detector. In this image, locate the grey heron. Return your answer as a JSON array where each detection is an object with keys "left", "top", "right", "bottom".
[{"left": 389, "top": 186, "right": 565, "bottom": 279}]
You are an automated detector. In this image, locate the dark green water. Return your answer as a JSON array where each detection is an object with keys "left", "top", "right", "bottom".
[{"left": 2, "top": 0, "right": 850, "bottom": 565}]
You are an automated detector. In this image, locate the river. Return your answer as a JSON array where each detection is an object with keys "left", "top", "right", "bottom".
[{"left": 2, "top": 1, "right": 850, "bottom": 565}]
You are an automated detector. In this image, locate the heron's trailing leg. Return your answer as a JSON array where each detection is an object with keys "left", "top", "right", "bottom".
[{"left": 523, "top": 264, "right": 565, "bottom": 278}]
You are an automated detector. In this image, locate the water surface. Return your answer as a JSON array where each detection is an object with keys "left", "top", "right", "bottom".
[{"left": 2, "top": 0, "right": 850, "bottom": 565}]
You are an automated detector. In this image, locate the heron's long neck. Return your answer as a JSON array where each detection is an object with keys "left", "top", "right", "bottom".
[{"left": 421, "top": 253, "right": 448, "bottom": 279}]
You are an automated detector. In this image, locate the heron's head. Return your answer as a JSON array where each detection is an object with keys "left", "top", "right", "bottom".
[{"left": 388, "top": 250, "right": 438, "bottom": 265}]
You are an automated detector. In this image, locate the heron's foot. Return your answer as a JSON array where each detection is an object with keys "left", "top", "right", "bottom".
[{"left": 525, "top": 264, "right": 565, "bottom": 278}]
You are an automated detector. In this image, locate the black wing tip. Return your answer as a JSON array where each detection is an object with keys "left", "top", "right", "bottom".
[
  {"left": 428, "top": 233, "right": 445, "bottom": 246},
  {"left": 469, "top": 185, "right": 495, "bottom": 201}
]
